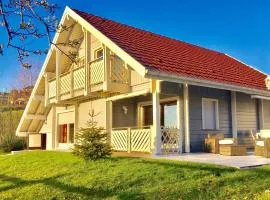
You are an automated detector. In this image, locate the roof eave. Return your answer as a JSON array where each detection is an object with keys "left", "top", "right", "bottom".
[{"left": 146, "top": 69, "right": 270, "bottom": 97}]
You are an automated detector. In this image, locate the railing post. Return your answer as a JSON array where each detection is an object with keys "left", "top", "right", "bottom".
[
  {"left": 84, "top": 30, "right": 91, "bottom": 96},
  {"left": 56, "top": 49, "right": 61, "bottom": 103},
  {"left": 103, "top": 45, "right": 111, "bottom": 91},
  {"left": 70, "top": 65, "right": 74, "bottom": 98},
  {"left": 44, "top": 73, "right": 49, "bottom": 107},
  {"left": 127, "top": 128, "right": 131, "bottom": 153}
]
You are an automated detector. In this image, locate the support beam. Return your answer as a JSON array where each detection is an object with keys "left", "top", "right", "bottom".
[
  {"left": 231, "top": 91, "right": 238, "bottom": 138},
  {"left": 84, "top": 29, "right": 91, "bottom": 95},
  {"left": 51, "top": 105, "right": 56, "bottom": 149},
  {"left": 258, "top": 99, "right": 264, "bottom": 130},
  {"left": 44, "top": 73, "right": 49, "bottom": 107},
  {"left": 33, "top": 95, "right": 45, "bottom": 102},
  {"left": 152, "top": 80, "right": 161, "bottom": 155},
  {"left": 25, "top": 114, "right": 46, "bottom": 120},
  {"left": 183, "top": 84, "right": 190, "bottom": 153},
  {"left": 106, "top": 101, "right": 112, "bottom": 144},
  {"left": 56, "top": 49, "right": 62, "bottom": 103},
  {"left": 103, "top": 45, "right": 111, "bottom": 91},
  {"left": 74, "top": 104, "right": 79, "bottom": 144},
  {"left": 70, "top": 65, "right": 74, "bottom": 98},
  {"left": 178, "top": 84, "right": 184, "bottom": 153}
]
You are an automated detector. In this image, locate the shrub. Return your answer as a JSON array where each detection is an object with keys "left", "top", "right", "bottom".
[
  {"left": 72, "top": 110, "right": 112, "bottom": 160},
  {"left": 0, "top": 134, "right": 26, "bottom": 152}
]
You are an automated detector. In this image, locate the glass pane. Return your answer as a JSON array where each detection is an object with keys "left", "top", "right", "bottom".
[
  {"left": 59, "top": 124, "right": 67, "bottom": 143},
  {"left": 143, "top": 105, "right": 153, "bottom": 126},
  {"left": 163, "top": 102, "right": 177, "bottom": 128},
  {"left": 69, "top": 124, "right": 75, "bottom": 143},
  {"left": 203, "top": 100, "right": 216, "bottom": 129}
]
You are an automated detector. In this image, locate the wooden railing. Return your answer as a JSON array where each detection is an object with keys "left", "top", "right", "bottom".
[
  {"left": 47, "top": 54, "right": 132, "bottom": 101},
  {"left": 111, "top": 126, "right": 152, "bottom": 153},
  {"left": 48, "top": 78, "right": 56, "bottom": 98},
  {"left": 110, "top": 55, "right": 129, "bottom": 85},
  {"left": 161, "top": 127, "right": 182, "bottom": 154},
  {"left": 88, "top": 57, "right": 105, "bottom": 85},
  {"left": 73, "top": 66, "right": 85, "bottom": 90},
  {"left": 60, "top": 72, "right": 71, "bottom": 95}
]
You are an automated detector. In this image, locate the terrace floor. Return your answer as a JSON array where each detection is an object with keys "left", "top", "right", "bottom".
[{"left": 155, "top": 152, "right": 270, "bottom": 169}]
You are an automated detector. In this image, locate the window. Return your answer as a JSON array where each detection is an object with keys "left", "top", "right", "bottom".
[
  {"left": 140, "top": 100, "right": 177, "bottom": 128},
  {"left": 69, "top": 124, "right": 75, "bottom": 143},
  {"left": 59, "top": 124, "right": 68, "bottom": 143},
  {"left": 202, "top": 98, "right": 219, "bottom": 130},
  {"left": 59, "top": 123, "right": 75, "bottom": 143},
  {"left": 95, "top": 48, "right": 103, "bottom": 59}
]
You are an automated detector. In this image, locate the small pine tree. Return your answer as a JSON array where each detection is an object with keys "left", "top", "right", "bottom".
[{"left": 72, "top": 110, "right": 112, "bottom": 160}]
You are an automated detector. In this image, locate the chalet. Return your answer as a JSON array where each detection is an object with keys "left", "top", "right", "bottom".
[{"left": 16, "top": 7, "right": 270, "bottom": 154}]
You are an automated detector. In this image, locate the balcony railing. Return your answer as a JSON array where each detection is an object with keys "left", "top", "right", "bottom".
[{"left": 47, "top": 55, "right": 130, "bottom": 101}]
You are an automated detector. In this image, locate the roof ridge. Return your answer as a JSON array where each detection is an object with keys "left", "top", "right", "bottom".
[{"left": 72, "top": 8, "right": 224, "bottom": 56}]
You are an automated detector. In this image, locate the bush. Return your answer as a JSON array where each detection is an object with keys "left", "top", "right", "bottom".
[
  {"left": 72, "top": 111, "right": 112, "bottom": 160},
  {"left": 0, "top": 134, "right": 25, "bottom": 152}
]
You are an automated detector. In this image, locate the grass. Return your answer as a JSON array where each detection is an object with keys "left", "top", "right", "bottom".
[{"left": 0, "top": 151, "right": 269, "bottom": 200}]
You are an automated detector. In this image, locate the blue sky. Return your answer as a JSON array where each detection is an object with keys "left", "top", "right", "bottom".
[{"left": 1, "top": 0, "right": 270, "bottom": 91}]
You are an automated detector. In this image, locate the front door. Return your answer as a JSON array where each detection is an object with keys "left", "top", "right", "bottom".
[{"left": 41, "top": 134, "right": 47, "bottom": 150}]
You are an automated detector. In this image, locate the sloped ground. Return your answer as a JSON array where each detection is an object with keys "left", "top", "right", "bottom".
[{"left": 0, "top": 151, "right": 269, "bottom": 200}]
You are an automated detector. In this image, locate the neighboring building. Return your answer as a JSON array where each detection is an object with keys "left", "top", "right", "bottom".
[
  {"left": 9, "top": 86, "right": 33, "bottom": 106},
  {"left": 0, "top": 92, "right": 9, "bottom": 105},
  {"left": 16, "top": 7, "right": 270, "bottom": 153}
]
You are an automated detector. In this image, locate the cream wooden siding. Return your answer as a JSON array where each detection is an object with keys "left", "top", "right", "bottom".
[
  {"left": 91, "top": 35, "right": 102, "bottom": 60},
  {"left": 236, "top": 92, "right": 258, "bottom": 131},
  {"left": 58, "top": 111, "right": 75, "bottom": 125},
  {"left": 28, "top": 134, "right": 41, "bottom": 148},
  {"left": 130, "top": 70, "right": 150, "bottom": 92},
  {"left": 78, "top": 99, "right": 107, "bottom": 128}
]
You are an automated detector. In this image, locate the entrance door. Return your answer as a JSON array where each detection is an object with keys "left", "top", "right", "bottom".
[{"left": 41, "top": 134, "right": 47, "bottom": 150}]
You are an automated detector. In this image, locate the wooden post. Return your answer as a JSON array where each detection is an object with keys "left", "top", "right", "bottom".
[
  {"left": 258, "top": 99, "right": 264, "bottom": 130},
  {"left": 183, "top": 84, "right": 190, "bottom": 153},
  {"left": 70, "top": 65, "right": 74, "bottom": 98},
  {"left": 231, "top": 91, "right": 238, "bottom": 138},
  {"left": 177, "top": 93, "right": 183, "bottom": 154},
  {"left": 84, "top": 30, "right": 91, "bottom": 96},
  {"left": 56, "top": 49, "right": 61, "bottom": 103},
  {"left": 74, "top": 104, "right": 79, "bottom": 144},
  {"left": 103, "top": 45, "right": 111, "bottom": 91},
  {"left": 51, "top": 105, "right": 56, "bottom": 149},
  {"left": 106, "top": 100, "right": 112, "bottom": 145},
  {"left": 44, "top": 73, "right": 49, "bottom": 107},
  {"left": 152, "top": 79, "right": 161, "bottom": 155}
]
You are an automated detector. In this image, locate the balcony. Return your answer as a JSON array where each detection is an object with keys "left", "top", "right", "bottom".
[{"left": 46, "top": 55, "right": 130, "bottom": 104}]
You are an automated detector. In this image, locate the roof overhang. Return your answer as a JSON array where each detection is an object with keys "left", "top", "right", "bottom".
[{"left": 146, "top": 70, "right": 270, "bottom": 97}]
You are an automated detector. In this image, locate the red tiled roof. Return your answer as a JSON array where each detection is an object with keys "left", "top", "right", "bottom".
[{"left": 73, "top": 9, "right": 268, "bottom": 91}]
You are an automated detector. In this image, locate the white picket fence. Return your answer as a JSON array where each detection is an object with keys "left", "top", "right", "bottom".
[
  {"left": 111, "top": 127, "right": 151, "bottom": 153},
  {"left": 111, "top": 126, "right": 182, "bottom": 154}
]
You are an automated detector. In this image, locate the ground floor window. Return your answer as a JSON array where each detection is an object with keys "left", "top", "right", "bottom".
[
  {"left": 141, "top": 100, "right": 177, "bottom": 128},
  {"left": 202, "top": 98, "right": 219, "bottom": 130},
  {"left": 59, "top": 123, "right": 75, "bottom": 143}
]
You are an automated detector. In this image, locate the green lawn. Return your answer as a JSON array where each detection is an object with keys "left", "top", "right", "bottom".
[{"left": 0, "top": 152, "right": 269, "bottom": 200}]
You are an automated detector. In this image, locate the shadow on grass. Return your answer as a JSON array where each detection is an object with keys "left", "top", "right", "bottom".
[{"left": 0, "top": 172, "right": 146, "bottom": 199}]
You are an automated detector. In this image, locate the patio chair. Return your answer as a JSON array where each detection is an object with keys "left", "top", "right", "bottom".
[
  {"left": 204, "top": 133, "right": 224, "bottom": 154},
  {"left": 255, "top": 138, "right": 270, "bottom": 158}
]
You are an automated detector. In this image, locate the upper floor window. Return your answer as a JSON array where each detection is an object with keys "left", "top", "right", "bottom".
[
  {"left": 95, "top": 48, "right": 103, "bottom": 59},
  {"left": 202, "top": 98, "right": 219, "bottom": 130}
]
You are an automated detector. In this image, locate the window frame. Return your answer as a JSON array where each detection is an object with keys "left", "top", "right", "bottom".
[
  {"left": 94, "top": 47, "right": 103, "bottom": 59},
  {"left": 201, "top": 98, "right": 220, "bottom": 130}
]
